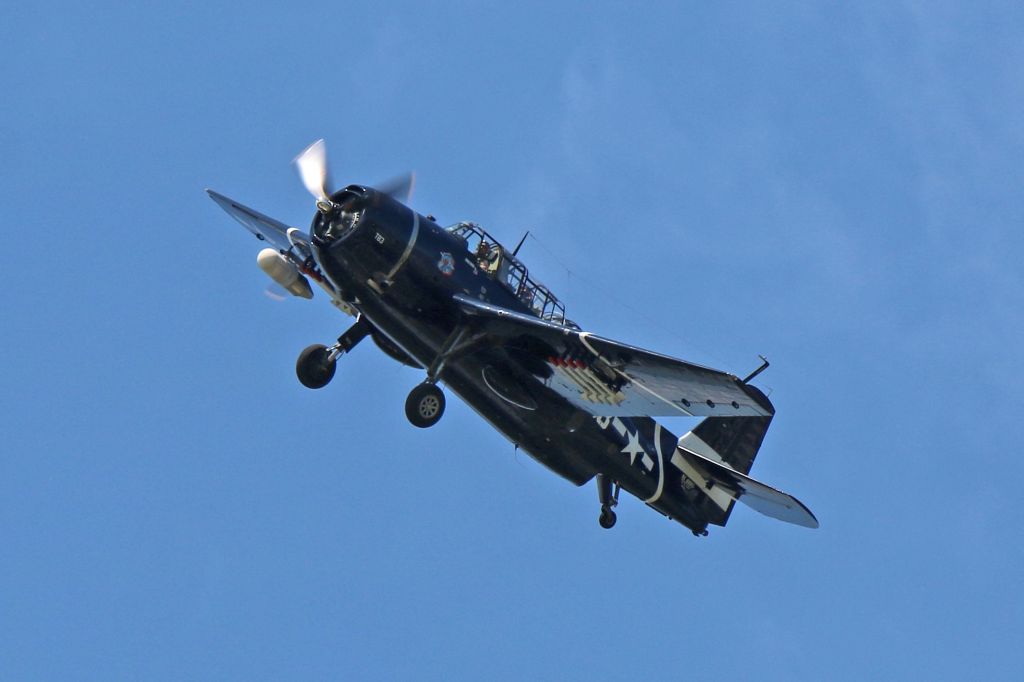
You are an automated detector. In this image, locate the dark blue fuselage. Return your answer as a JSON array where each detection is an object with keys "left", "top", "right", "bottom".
[{"left": 311, "top": 186, "right": 730, "bottom": 534}]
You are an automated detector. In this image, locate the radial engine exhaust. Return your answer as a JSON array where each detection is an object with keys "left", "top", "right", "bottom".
[{"left": 256, "top": 248, "right": 313, "bottom": 299}]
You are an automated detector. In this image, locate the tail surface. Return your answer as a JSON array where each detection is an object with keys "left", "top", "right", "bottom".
[
  {"left": 675, "top": 385, "right": 818, "bottom": 529},
  {"left": 681, "top": 414, "right": 773, "bottom": 476}
]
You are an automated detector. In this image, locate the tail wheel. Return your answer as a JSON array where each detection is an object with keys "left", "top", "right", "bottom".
[
  {"left": 405, "top": 383, "right": 446, "bottom": 428},
  {"left": 296, "top": 344, "right": 336, "bottom": 389}
]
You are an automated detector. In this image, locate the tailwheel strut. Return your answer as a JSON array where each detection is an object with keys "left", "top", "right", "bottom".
[{"left": 597, "top": 473, "right": 620, "bottom": 529}]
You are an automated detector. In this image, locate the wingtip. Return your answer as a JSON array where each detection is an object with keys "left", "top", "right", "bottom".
[{"left": 206, "top": 189, "right": 233, "bottom": 210}]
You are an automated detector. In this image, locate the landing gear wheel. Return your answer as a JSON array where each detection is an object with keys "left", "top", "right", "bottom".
[
  {"left": 405, "top": 383, "right": 446, "bottom": 428},
  {"left": 296, "top": 344, "right": 336, "bottom": 389},
  {"left": 596, "top": 474, "right": 619, "bottom": 529},
  {"left": 599, "top": 507, "right": 617, "bottom": 529}
]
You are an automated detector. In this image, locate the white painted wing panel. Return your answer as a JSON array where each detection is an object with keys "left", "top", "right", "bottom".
[{"left": 453, "top": 294, "right": 771, "bottom": 419}]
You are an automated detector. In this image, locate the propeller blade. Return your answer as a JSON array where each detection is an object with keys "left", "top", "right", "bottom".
[
  {"left": 293, "top": 138, "right": 332, "bottom": 202},
  {"left": 264, "top": 283, "right": 289, "bottom": 301},
  {"left": 377, "top": 172, "right": 416, "bottom": 204}
]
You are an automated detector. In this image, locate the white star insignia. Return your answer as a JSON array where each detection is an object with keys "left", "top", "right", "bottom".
[{"left": 621, "top": 430, "right": 645, "bottom": 466}]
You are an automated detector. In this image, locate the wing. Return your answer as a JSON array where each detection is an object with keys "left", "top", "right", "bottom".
[
  {"left": 453, "top": 294, "right": 771, "bottom": 418},
  {"left": 207, "top": 189, "right": 297, "bottom": 253}
]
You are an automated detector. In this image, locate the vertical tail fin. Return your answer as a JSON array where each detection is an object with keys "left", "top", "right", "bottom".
[
  {"left": 678, "top": 383, "right": 774, "bottom": 475},
  {"left": 680, "top": 414, "right": 773, "bottom": 476},
  {"left": 675, "top": 415, "right": 772, "bottom": 527},
  {"left": 675, "top": 385, "right": 776, "bottom": 527}
]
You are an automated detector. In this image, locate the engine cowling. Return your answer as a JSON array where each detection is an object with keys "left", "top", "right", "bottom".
[{"left": 256, "top": 248, "right": 313, "bottom": 299}]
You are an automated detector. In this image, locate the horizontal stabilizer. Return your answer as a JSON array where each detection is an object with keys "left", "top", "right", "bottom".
[{"left": 674, "top": 447, "right": 818, "bottom": 528}]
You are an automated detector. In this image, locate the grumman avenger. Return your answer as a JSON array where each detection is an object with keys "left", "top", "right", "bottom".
[{"left": 207, "top": 139, "right": 818, "bottom": 537}]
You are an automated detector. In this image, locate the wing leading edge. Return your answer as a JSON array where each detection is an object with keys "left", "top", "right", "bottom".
[
  {"left": 206, "top": 189, "right": 296, "bottom": 254},
  {"left": 453, "top": 294, "right": 771, "bottom": 419}
]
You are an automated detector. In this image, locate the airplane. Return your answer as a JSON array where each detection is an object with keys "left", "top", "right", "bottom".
[{"left": 207, "top": 139, "right": 818, "bottom": 537}]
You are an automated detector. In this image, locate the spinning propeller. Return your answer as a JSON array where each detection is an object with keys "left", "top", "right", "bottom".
[{"left": 293, "top": 138, "right": 415, "bottom": 210}]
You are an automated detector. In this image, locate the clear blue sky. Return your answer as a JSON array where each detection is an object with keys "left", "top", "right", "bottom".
[{"left": 3, "top": 2, "right": 1022, "bottom": 679}]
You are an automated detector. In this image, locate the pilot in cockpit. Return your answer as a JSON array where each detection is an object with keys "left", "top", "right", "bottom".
[{"left": 476, "top": 242, "right": 502, "bottom": 275}]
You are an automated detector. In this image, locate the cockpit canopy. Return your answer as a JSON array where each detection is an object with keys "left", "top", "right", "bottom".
[{"left": 447, "top": 222, "right": 572, "bottom": 327}]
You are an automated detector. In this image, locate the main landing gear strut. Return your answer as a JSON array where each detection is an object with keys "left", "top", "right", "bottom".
[
  {"left": 297, "top": 319, "right": 480, "bottom": 430},
  {"left": 295, "top": 317, "right": 370, "bottom": 389},
  {"left": 597, "top": 473, "right": 620, "bottom": 529},
  {"left": 404, "top": 324, "right": 478, "bottom": 429}
]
